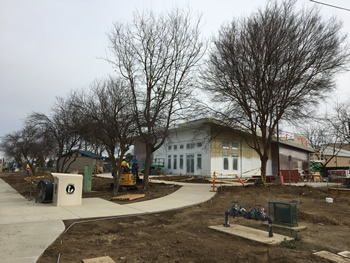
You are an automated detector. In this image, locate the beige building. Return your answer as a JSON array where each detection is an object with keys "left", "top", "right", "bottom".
[
  {"left": 323, "top": 148, "right": 350, "bottom": 170},
  {"left": 57, "top": 150, "right": 104, "bottom": 173}
]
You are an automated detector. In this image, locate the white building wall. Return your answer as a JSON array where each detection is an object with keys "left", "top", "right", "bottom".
[
  {"left": 154, "top": 125, "right": 274, "bottom": 178},
  {"left": 210, "top": 138, "right": 273, "bottom": 178},
  {"left": 241, "top": 157, "right": 273, "bottom": 177},
  {"left": 211, "top": 155, "right": 273, "bottom": 178},
  {"left": 153, "top": 127, "right": 211, "bottom": 176}
]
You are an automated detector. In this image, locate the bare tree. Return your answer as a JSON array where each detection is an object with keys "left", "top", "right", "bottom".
[
  {"left": 300, "top": 119, "right": 344, "bottom": 176},
  {"left": 29, "top": 96, "right": 83, "bottom": 173},
  {"left": 331, "top": 101, "right": 350, "bottom": 146},
  {"left": 108, "top": 8, "right": 206, "bottom": 188},
  {"left": 83, "top": 141, "right": 106, "bottom": 156},
  {"left": 0, "top": 124, "right": 55, "bottom": 176},
  {"left": 74, "top": 78, "right": 136, "bottom": 196},
  {"left": 322, "top": 101, "right": 350, "bottom": 184},
  {"left": 202, "top": 0, "right": 350, "bottom": 180},
  {"left": 0, "top": 131, "right": 25, "bottom": 169}
]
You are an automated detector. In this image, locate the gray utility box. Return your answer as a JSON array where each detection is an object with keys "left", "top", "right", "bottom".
[{"left": 52, "top": 173, "right": 83, "bottom": 206}]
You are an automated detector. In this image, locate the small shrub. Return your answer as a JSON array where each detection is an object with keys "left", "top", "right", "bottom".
[{"left": 280, "top": 238, "right": 297, "bottom": 249}]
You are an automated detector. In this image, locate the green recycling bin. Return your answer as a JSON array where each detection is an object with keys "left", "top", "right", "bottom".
[{"left": 83, "top": 165, "right": 93, "bottom": 192}]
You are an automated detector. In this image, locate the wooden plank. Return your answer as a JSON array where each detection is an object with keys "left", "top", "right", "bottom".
[
  {"left": 338, "top": 251, "right": 350, "bottom": 259},
  {"left": 209, "top": 225, "right": 292, "bottom": 245},
  {"left": 126, "top": 194, "right": 145, "bottom": 200},
  {"left": 110, "top": 194, "right": 145, "bottom": 201},
  {"left": 313, "top": 251, "right": 350, "bottom": 263},
  {"left": 82, "top": 256, "right": 115, "bottom": 263}
]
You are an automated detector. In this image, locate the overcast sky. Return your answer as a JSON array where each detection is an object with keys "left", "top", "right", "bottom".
[{"left": 1, "top": 0, "right": 350, "bottom": 139}]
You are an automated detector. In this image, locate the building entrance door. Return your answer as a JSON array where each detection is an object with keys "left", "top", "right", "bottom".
[{"left": 186, "top": 154, "right": 194, "bottom": 173}]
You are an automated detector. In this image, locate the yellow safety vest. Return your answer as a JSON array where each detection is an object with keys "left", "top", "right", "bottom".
[{"left": 121, "top": 161, "right": 130, "bottom": 168}]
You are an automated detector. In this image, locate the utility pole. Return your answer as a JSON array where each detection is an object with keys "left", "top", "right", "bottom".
[
  {"left": 310, "top": 0, "right": 350, "bottom": 12},
  {"left": 276, "top": 107, "right": 280, "bottom": 177}
]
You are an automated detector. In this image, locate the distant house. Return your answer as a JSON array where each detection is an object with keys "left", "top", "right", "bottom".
[
  {"left": 57, "top": 150, "right": 105, "bottom": 173},
  {"left": 134, "top": 118, "right": 314, "bottom": 178},
  {"left": 323, "top": 147, "right": 350, "bottom": 170}
]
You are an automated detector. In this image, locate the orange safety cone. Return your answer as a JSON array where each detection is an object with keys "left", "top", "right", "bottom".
[
  {"left": 211, "top": 172, "right": 216, "bottom": 192},
  {"left": 279, "top": 171, "right": 284, "bottom": 187}
]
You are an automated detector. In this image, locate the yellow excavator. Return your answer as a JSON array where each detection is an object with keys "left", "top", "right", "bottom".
[
  {"left": 110, "top": 171, "right": 137, "bottom": 191},
  {"left": 118, "top": 159, "right": 142, "bottom": 189},
  {"left": 120, "top": 172, "right": 136, "bottom": 186}
]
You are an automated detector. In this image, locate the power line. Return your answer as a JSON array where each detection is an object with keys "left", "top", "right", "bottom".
[{"left": 310, "top": 0, "right": 350, "bottom": 11}]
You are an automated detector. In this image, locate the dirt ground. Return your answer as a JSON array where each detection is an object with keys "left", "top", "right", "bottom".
[{"left": 2, "top": 173, "right": 350, "bottom": 262}]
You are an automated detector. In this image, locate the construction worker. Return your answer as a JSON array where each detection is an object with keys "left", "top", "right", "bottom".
[
  {"left": 121, "top": 159, "right": 130, "bottom": 173},
  {"left": 25, "top": 164, "right": 30, "bottom": 176}
]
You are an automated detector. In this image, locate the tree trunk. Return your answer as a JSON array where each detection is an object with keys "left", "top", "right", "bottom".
[
  {"left": 322, "top": 164, "right": 327, "bottom": 178},
  {"left": 56, "top": 147, "right": 63, "bottom": 172},
  {"left": 55, "top": 158, "right": 60, "bottom": 172},
  {"left": 29, "top": 163, "right": 36, "bottom": 177},
  {"left": 110, "top": 155, "right": 120, "bottom": 197},
  {"left": 260, "top": 154, "right": 268, "bottom": 182},
  {"left": 142, "top": 145, "right": 153, "bottom": 189},
  {"left": 112, "top": 168, "right": 120, "bottom": 197},
  {"left": 58, "top": 156, "right": 68, "bottom": 173},
  {"left": 16, "top": 159, "right": 24, "bottom": 170}
]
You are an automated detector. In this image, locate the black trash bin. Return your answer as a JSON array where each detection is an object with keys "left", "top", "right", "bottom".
[{"left": 36, "top": 180, "right": 53, "bottom": 203}]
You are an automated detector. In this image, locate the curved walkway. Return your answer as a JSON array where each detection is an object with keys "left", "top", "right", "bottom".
[{"left": 0, "top": 178, "right": 216, "bottom": 263}]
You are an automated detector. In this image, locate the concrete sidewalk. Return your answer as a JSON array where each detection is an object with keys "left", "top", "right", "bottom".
[{"left": 0, "top": 178, "right": 216, "bottom": 263}]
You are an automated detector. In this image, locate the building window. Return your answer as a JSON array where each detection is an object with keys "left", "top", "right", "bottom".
[
  {"left": 232, "top": 154, "right": 238, "bottom": 170},
  {"left": 168, "top": 145, "right": 172, "bottom": 150},
  {"left": 197, "top": 142, "right": 202, "bottom": 147},
  {"left": 186, "top": 143, "right": 195, "bottom": 149},
  {"left": 223, "top": 158, "right": 229, "bottom": 170},
  {"left": 180, "top": 144, "right": 184, "bottom": 149},
  {"left": 222, "top": 141, "right": 230, "bottom": 150},
  {"left": 232, "top": 142, "right": 239, "bottom": 150},
  {"left": 168, "top": 155, "right": 171, "bottom": 169},
  {"left": 174, "top": 145, "right": 177, "bottom": 150},
  {"left": 180, "top": 155, "right": 184, "bottom": 169},
  {"left": 186, "top": 154, "right": 195, "bottom": 173},
  {"left": 173, "top": 155, "right": 177, "bottom": 169},
  {"left": 197, "top": 154, "right": 202, "bottom": 169},
  {"left": 223, "top": 152, "right": 229, "bottom": 170}
]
